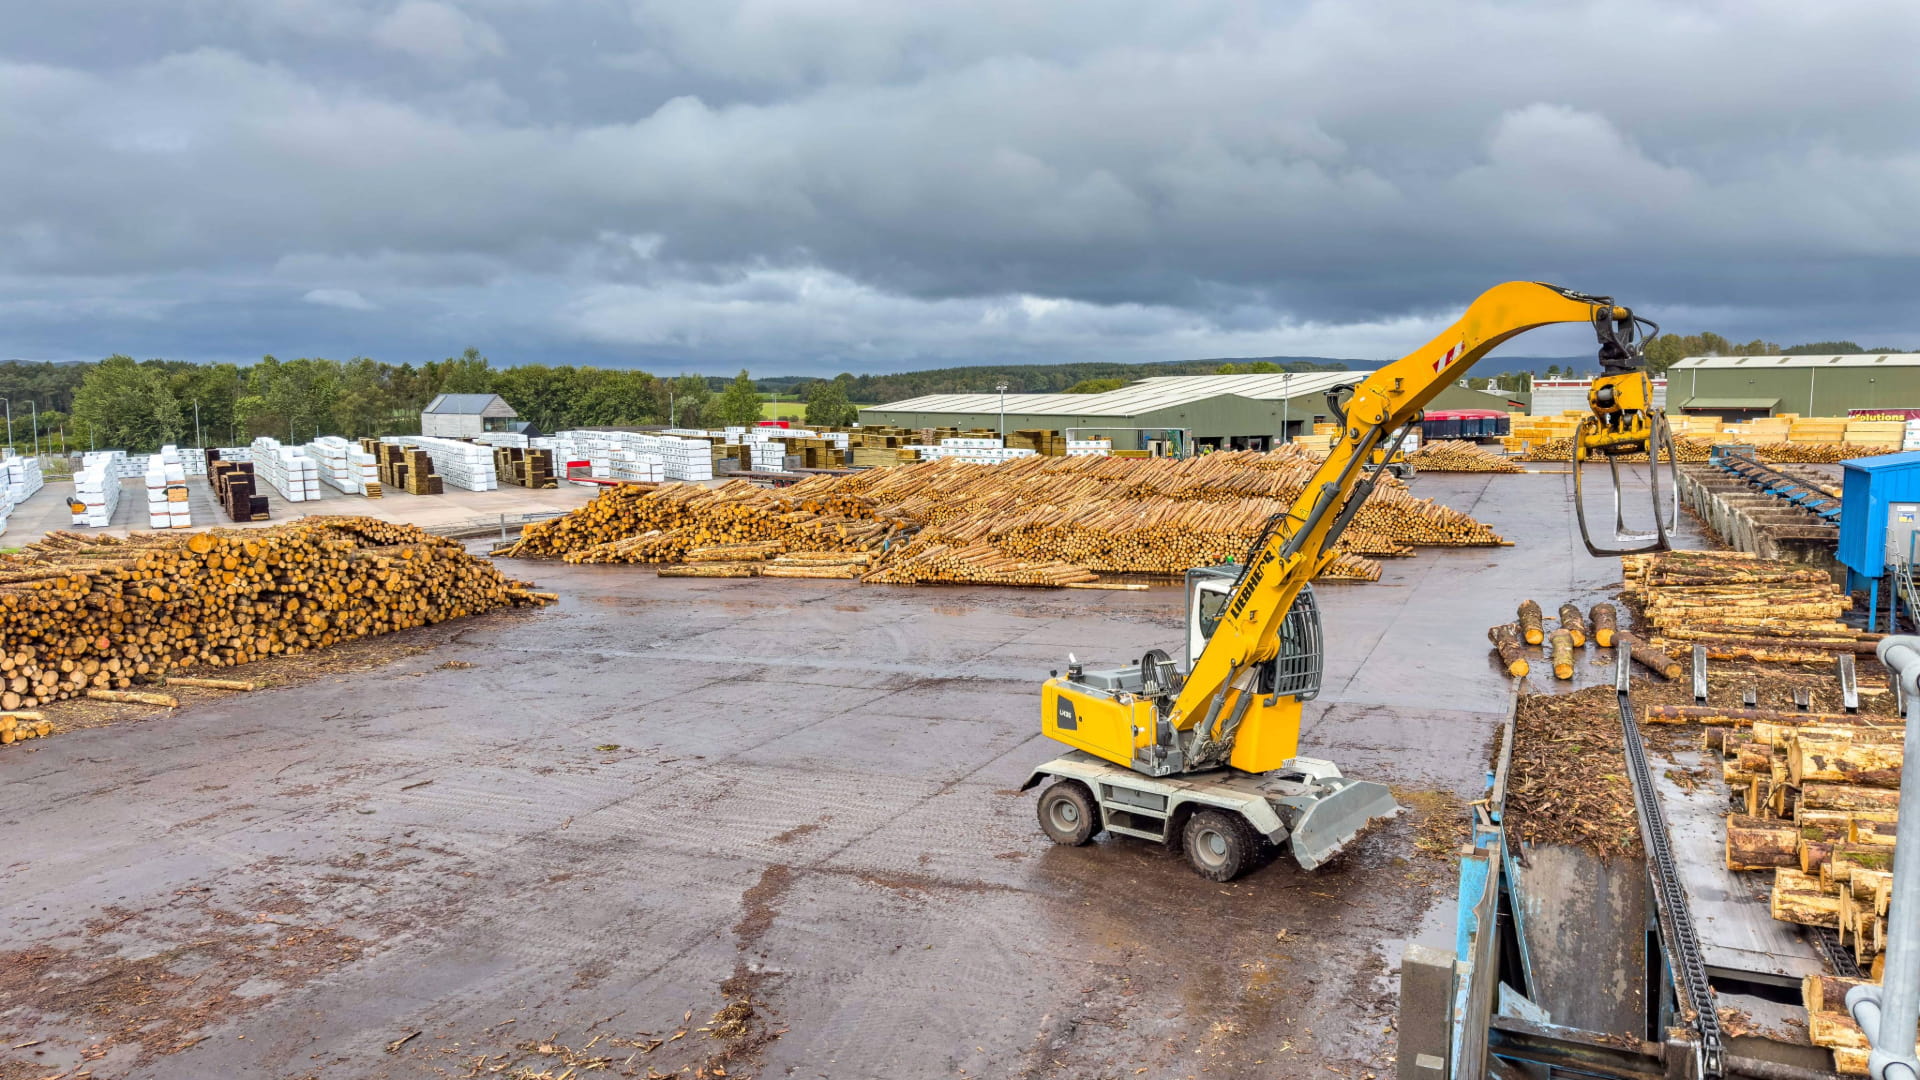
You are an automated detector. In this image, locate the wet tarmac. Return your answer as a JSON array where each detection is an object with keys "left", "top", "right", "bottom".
[{"left": 0, "top": 470, "right": 1704, "bottom": 1079}]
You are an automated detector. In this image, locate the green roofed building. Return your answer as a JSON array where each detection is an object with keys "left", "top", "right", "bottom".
[
  {"left": 1668, "top": 355, "right": 1920, "bottom": 418},
  {"left": 861, "top": 371, "right": 1524, "bottom": 450}
]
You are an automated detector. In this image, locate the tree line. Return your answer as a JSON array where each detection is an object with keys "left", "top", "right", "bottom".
[{"left": 0, "top": 351, "right": 873, "bottom": 454}]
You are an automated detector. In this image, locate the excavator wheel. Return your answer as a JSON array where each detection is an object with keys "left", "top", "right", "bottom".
[
  {"left": 1036, "top": 780, "right": 1098, "bottom": 846},
  {"left": 1182, "top": 808, "right": 1261, "bottom": 881}
]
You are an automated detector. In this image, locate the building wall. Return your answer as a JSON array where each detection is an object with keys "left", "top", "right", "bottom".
[
  {"left": 1672, "top": 365, "right": 1920, "bottom": 416},
  {"left": 860, "top": 391, "right": 1349, "bottom": 447},
  {"left": 1427, "top": 382, "right": 1531, "bottom": 412},
  {"left": 1531, "top": 379, "right": 1668, "bottom": 415},
  {"left": 422, "top": 413, "right": 483, "bottom": 438}
]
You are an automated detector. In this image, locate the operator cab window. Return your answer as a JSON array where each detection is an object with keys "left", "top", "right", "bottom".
[{"left": 1196, "top": 587, "right": 1227, "bottom": 641}]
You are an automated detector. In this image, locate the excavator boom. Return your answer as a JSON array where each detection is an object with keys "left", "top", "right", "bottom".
[{"left": 1026, "top": 281, "right": 1675, "bottom": 879}]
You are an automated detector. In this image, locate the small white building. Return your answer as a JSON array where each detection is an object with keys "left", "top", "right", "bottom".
[{"left": 421, "top": 394, "right": 518, "bottom": 438}]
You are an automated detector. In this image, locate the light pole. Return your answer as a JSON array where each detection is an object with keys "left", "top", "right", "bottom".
[
  {"left": 996, "top": 382, "right": 1009, "bottom": 441},
  {"left": 669, "top": 390, "right": 676, "bottom": 428},
  {"left": 2, "top": 399, "right": 10, "bottom": 456},
  {"left": 193, "top": 400, "right": 202, "bottom": 450},
  {"left": 1281, "top": 372, "right": 1292, "bottom": 445},
  {"left": 29, "top": 400, "right": 38, "bottom": 458}
]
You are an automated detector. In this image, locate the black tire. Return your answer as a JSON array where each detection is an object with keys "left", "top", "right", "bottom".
[
  {"left": 1036, "top": 780, "right": 1098, "bottom": 846},
  {"left": 1182, "top": 808, "right": 1260, "bottom": 881}
]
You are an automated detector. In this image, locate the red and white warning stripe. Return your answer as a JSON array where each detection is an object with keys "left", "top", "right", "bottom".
[{"left": 1431, "top": 341, "right": 1467, "bottom": 373}]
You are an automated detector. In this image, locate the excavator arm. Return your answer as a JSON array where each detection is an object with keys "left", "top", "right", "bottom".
[{"left": 1166, "top": 281, "right": 1662, "bottom": 771}]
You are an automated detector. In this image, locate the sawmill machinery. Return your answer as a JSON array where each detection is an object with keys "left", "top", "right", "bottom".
[{"left": 1022, "top": 281, "right": 1676, "bottom": 880}]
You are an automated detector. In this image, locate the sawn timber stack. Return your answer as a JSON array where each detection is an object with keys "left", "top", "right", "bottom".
[{"left": 0, "top": 519, "right": 550, "bottom": 709}]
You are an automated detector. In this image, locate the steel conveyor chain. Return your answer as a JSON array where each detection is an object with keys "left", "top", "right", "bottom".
[{"left": 1615, "top": 650, "right": 1726, "bottom": 1078}]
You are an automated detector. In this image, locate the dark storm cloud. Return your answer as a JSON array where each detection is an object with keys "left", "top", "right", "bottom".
[{"left": 1, "top": 0, "right": 1916, "bottom": 372}]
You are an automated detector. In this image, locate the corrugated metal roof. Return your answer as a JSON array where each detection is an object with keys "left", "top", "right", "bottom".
[
  {"left": 1669, "top": 354, "right": 1920, "bottom": 370},
  {"left": 864, "top": 370, "right": 1366, "bottom": 418},
  {"left": 423, "top": 393, "right": 516, "bottom": 416}
]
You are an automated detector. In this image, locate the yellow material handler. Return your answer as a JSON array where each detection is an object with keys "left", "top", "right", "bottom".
[{"left": 1022, "top": 281, "right": 1676, "bottom": 879}]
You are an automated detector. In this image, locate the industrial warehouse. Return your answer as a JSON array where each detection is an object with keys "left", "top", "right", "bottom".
[
  {"left": 859, "top": 369, "right": 1520, "bottom": 451},
  {"left": 5, "top": 303, "right": 1920, "bottom": 1080}
]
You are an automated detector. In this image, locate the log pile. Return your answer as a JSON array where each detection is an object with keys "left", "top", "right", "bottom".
[
  {"left": 1695, "top": 702, "right": 1903, "bottom": 983},
  {"left": 1623, "top": 551, "right": 1858, "bottom": 663},
  {"left": 0, "top": 520, "right": 550, "bottom": 709},
  {"left": 1519, "top": 436, "right": 1714, "bottom": 463},
  {"left": 1, "top": 711, "right": 52, "bottom": 746},
  {"left": 1407, "top": 440, "right": 1523, "bottom": 473},
  {"left": 1754, "top": 442, "right": 1897, "bottom": 465},
  {"left": 503, "top": 451, "right": 1506, "bottom": 588},
  {"left": 1802, "top": 975, "right": 1877, "bottom": 1074}
]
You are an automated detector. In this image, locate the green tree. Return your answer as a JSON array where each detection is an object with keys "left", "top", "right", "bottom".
[
  {"left": 803, "top": 380, "right": 858, "bottom": 426},
  {"left": 72, "top": 355, "right": 185, "bottom": 452},
  {"left": 716, "top": 370, "right": 764, "bottom": 427},
  {"left": 668, "top": 375, "right": 711, "bottom": 428},
  {"left": 1215, "top": 361, "right": 1282, "bottom": 375},
  {"left": 1065, "top": 377, "right": 1127, "bottom": 393}
]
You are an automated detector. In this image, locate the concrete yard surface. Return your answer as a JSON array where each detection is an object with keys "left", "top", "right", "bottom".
[{"left": 0, "top": 470, "right": 1690, "bottom": 1079}]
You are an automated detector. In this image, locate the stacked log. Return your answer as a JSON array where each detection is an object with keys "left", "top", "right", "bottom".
[
  {"left": 1520, "top": 436, "right": 1714, "bottom": 463},
  {"left": 0, "top": 712, "right": 53, "bottom": 746},
  {"left": 1623, "top": 551, "right": 1856, "bottom": 662},
  {"left": 0, "top": 519, "right": 549, "bottom": 709},
  {"left": 1406, "top": 440, "right": 1523, "bottom": 473},
  {"left": 1803, "top": 975, "right": 1877, "bottom": 1074},
  {"left": 1702, "top": 705, "right": 1904, "bottom": 977},
  {"left": 505, "top": 451, "right": 1506, "bottom": 588},
  {"left": 1756, "top": 442, "right": 1898, "bottom": 465}
]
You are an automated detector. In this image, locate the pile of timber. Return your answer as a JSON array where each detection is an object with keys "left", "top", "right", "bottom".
[
  {"left": 1754, "top": 442, "right": 1897, "bottom": 465},
  {"left": 503, "top": 452, "right": 1504, "bottom": 588},
  {"left": 1802, "top": 975, "right": 1883, "bottom": 1074},
  {"left": 1519, "top": 435, "right": 1714, "bottom": 463},
  {"left": 0, "top": 520, "right": 550, "bottom": 708},
  {"left": 1493, "top": 600, "right": 1624, "bottom": 680},
  {"left": 1683, "top": 703, "right": 1901, "bottom": 974},
  {"left": 1407, "top": 440, "right": 1523, "bottom": 473},
  {"left": 1622, "top": 551, "right": 1859, "bottom": 663},
  {"left": 1, "top": 711, "right": 53, "bottom": 746}
]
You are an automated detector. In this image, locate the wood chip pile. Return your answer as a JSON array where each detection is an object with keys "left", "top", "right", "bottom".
[
  {"left": 0, "top": 519, "right": 551, "bottom": 717},
  {"left": 1408, "top": 440, "right": 1523, "bottom": 473},
  {"left": 503, "top": 449, "right": 1507, "bottom": 587}
]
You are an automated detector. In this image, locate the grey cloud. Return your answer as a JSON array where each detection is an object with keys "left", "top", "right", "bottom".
[{"left": 0, "top": 0, "right": 1916, "bottom": 370}]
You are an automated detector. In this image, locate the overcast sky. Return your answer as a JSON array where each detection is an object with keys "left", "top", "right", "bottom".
[{"left": 2, "top": 0, "right": 1915, "bottom": 374}]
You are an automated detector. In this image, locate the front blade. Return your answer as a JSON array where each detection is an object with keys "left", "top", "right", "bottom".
[{"left": 1288, "top": 779, "right": 1401, "bottom": 870}]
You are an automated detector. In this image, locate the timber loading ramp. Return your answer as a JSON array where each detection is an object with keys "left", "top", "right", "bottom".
[{"left": 1412, "top": 654, "right": 1849, "bottom": 1080}]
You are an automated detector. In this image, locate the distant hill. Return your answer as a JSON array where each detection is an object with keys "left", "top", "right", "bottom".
[{"left": 752, "top": 356, "right": 1361, "bottom": 403}]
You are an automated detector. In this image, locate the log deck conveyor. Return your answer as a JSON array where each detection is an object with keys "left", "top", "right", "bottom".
[{"left": 1406, "top": 650, "right": 1863, "bottom": 1080}]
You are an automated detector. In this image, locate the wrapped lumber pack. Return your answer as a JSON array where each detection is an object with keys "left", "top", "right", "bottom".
[
  {"left": 0, "top": 518, "right": 550, "bottom": 713},
  {"left": 143, "top": 446, "right": 192, "bottom": 530}
]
